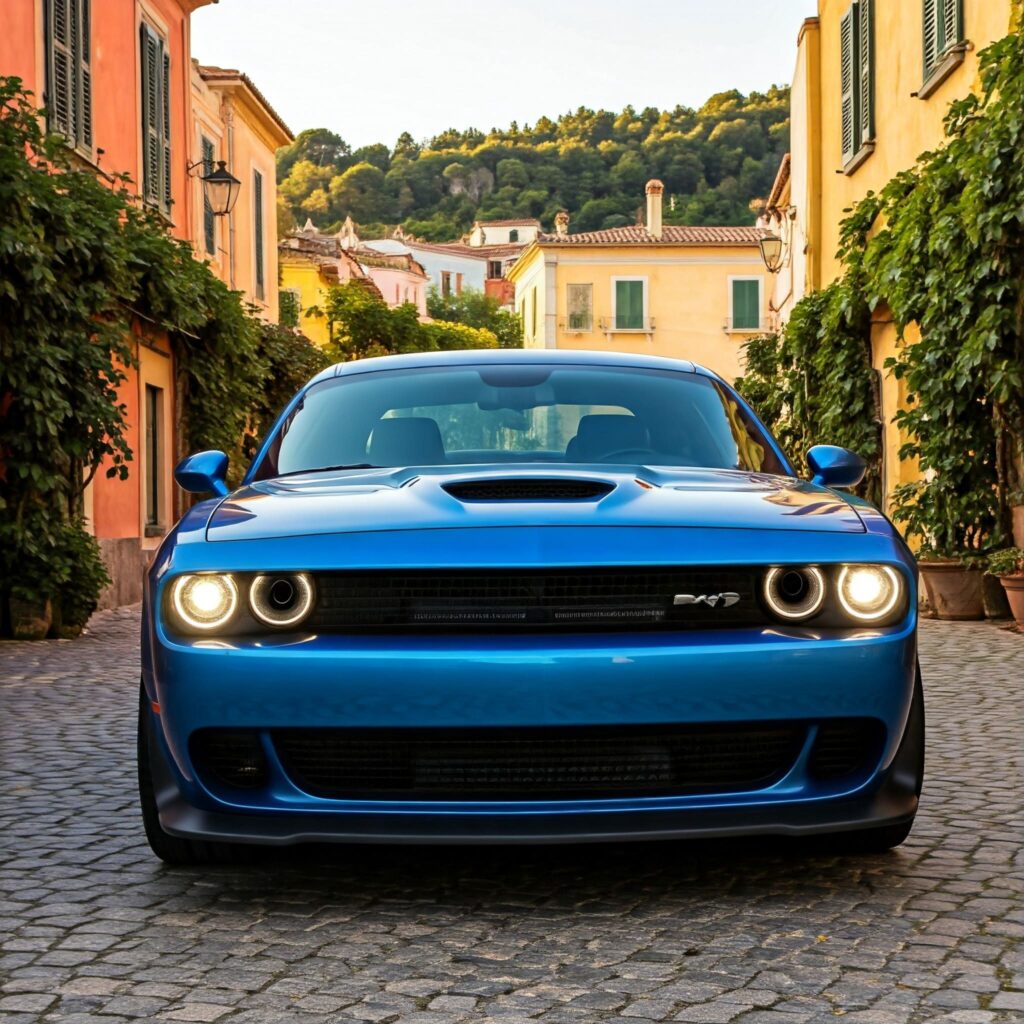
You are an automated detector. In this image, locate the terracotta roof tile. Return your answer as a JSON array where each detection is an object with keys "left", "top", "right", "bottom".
[
  {"left": 195, "top": 63, "right": 293, "bottom": 141},
  {"left": 537, "top": 225, "right": 766, "bottom": 246}
]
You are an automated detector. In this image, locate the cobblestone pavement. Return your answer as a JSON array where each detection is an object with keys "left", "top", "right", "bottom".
[{"left": 1, "top": 610, "right": 1021, "bottom": 1024}]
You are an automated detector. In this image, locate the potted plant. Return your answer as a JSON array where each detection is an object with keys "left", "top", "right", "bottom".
[{"left": 988, "top": 548, "right": 1024, "bottom": 627}]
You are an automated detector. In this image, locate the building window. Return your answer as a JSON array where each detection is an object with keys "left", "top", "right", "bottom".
[
  {"left": 254, "top": 169, "right": 265, "bottom": 300},
  {"left": 441, "top": 270, "right": 452, "bottom": 296},
  {"left": 530, "top": 288, "right": 537, "bottom": 338},
  {"left": 509, "top": 229, "right": 519, "bottom": 242},
  {"left": 923, "top": 0, "right": 964, "bottom": 82},
  {"left": 567, "top": 284, "right": 593, "bottom": 332},
  {"left": 840, "top": 0, "right": 874, "bottom": 170},
  {"left": 614, "top": 279, "right": 646, "bottom": 330},
  {"left": 201, "top": 135, "right": 216, "bottom": 256},
  {"left": 45, "top": 0, "right": 92, "bottom": 156},
  {"left": 144, "top": 384, "right": 163, "bottom": 531},
  {"left": 730, "top": 278, "right": 762, "bottom": 331},
  {"left": 140, "top": 22, "right": 171, "bottom": 213},
  {"left": 455, "top": 273, "right": 463, "bottom": 296},
  {"left": 488, "top": 260, "right": 502, "bottom": 280}
]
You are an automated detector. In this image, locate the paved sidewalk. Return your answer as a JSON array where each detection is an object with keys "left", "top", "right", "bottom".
[{"left": 0, "top": 611, "right": 1021, "bottom": 1024}]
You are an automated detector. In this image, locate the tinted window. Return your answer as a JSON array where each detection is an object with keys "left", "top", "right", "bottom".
[{"left": 253, "top": 364, "right": 787, "bottom": 479}]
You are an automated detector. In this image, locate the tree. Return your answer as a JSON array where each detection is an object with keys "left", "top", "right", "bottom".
[
  {"left": 426, "top": 287, "right": 523, "bottom": 349},
  {"left": 328, "top": 162, "right": 387, "bottom": 222},
  {"left": 325, "top": 282, "right": 498, "bottom": 361}
]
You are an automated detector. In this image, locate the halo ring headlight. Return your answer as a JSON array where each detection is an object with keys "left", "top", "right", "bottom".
[
  {"left": 837, "top": 564, "right": 902, "bottom": 622},
  {"left": 170, "top": 574, "right": 238, "bottom": 631},
  {"left": 249, "top": 573, "right": 315, "bottom": 628},
  {"left": 763, "top": 566, "right": 826, "bottom": 622}
]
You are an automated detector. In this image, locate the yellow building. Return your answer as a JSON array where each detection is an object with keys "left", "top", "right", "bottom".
[
  {"left": 278, "top": 226, "right": 381, "bottom": 348},
  {"left": 774, "top": 0, "right": 1016, "bottom": 505},
  {"left": 507, "top": 182, "right": 768, "bottom": 384},
  {"left": 190, "top": 62, "right": 293, "bottom": 323}
]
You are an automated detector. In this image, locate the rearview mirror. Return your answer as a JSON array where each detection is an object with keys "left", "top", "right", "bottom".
[
  {"left": 806, "top": 445, "right": 866, "bottom": 489},
  {"left": 174, "top": 450, "right": 230, "bottom": 496}
]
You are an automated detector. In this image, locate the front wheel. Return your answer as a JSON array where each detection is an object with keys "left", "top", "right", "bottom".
[{"left": 137, "top": 684, "right": 251, "bottom": 866}]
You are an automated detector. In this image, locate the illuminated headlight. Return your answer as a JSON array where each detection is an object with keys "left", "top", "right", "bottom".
[
  {"left": 249, "top": 573, "right": 315, "bottom": 628},
  {"left": 170, "top": 574, "right": 238, "bottom": 631},
  {"left": 763, "top": 566, "right": 826, "bottom": 621},
  {"left": 837, "top": 564, "right": 903, "bottom": 621}
]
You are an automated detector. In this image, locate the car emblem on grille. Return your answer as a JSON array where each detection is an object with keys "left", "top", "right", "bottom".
[{"left": 673, "top": 592, "right": 740, "bottom": 608}]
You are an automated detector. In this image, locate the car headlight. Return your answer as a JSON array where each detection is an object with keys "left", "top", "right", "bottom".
[
  {"left": 249, "top": 573, "right": 315, "bottom": 628},
  {"left": 170, "top": 574, "right": 238, "bottom": 631},
  {"left": 763, "top": 566, "right": 826, "bottom": 621},
  {"left": 837, "top": 564, "right": 902, "bottom": 621}
]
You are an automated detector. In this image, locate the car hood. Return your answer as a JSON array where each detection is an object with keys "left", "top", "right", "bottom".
[{"left": 204, "top": 466, "right": 867, "bottom": 542}]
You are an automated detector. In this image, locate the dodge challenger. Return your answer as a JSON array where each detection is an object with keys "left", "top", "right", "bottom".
[{"left": 139, "top": 350, "right": 923, "bottom": 864}]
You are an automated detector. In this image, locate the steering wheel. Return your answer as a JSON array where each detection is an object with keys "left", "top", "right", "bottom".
[{"left": 595, "top": 448, "right": 658, "bottom": 463}]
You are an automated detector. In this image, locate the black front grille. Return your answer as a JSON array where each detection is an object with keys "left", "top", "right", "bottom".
[
  {"left": 311, "top": 567, "right": 762, "bottom": 633},
  {"left": 808, "top": 719, "right": 886, "bottom": 781},
  {"left": 272, "top": 723, "right": 805, "bottom": 800},
  {"left": 443, "top": 479, "right": 614, "bottom": 501}
]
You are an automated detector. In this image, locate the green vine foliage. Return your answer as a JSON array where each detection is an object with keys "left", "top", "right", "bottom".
[
  {"left": 735, "top": 275, "right": 881, "bottom": 506},
  {"left": 860, "top": 22, "right": 1024, "bottom": 555},
  {"left": 0, "top": 77, "right": 323, "bottom": 632},
  {"left": 739, "top": 18, "right": 1024, "bottom": 548}
]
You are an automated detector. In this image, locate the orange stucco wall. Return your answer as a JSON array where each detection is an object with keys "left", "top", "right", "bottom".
[{"left": 0, "top": 1, "right": 206, "bottom": 562}]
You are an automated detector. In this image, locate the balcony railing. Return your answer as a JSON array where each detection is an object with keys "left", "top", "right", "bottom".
[{"left": 723, "top": 318, "right": 768, "bottom": 334}]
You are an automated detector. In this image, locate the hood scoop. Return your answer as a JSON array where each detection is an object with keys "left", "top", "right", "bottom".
[{"left": 443, "top": 478, "right": 615, "bottom": 502}]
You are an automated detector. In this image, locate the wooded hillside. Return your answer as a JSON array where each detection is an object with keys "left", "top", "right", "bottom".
[{"left": 276, "top": 87, "right": 790, "bottom": 241}]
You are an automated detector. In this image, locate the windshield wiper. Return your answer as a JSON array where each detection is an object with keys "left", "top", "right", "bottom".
[{"left": 276, "top": 464, "right": 380, "bottom": 478}]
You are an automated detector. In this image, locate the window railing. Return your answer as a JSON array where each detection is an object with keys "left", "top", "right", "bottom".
[
  {"left": 599, "top": 317, "right": 655, "bottom": 333},
  {"left": 723, "top": 317, "right": 768, "bottom": 333}
]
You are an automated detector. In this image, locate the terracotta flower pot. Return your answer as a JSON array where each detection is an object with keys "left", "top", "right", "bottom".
[
  {"left": 918, "top": 562, "right": 984, "bottom": 621},
  {"left": 1000, "top": 576, "right": 1024, "bottom": 627},
  {"left": 9, "top": 597, "right": 53, "bottom": 640},
  {"left": 982, "top": 573, "right": 1013, "bottom": 620}
]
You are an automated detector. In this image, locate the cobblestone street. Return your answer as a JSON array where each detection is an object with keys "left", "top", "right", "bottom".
[{"left": 0, "top": 611, "right": 1021, "bottom": 1024}]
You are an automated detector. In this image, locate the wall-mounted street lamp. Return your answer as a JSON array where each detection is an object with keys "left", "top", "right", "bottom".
[
  {"left": 759, "top": 232, "right": 784, "bottom": 274},
  {"left": 187, "top": 159, "right": 242, "bottom": 216}
]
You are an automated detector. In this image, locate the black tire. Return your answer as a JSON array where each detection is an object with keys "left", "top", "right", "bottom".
[{"left": 137, "top": 684, "right": 251, "bottom": 866}]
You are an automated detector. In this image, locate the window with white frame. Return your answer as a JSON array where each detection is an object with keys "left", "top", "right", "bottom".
[{"left": 730, "top": 278, "right": 762, "bottom": 331}]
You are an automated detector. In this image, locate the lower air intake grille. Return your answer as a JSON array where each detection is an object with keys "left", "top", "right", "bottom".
[
  {"left": 272, "top": 723, "right": 806, "bottom": 801},
  {"left": 190, "top": 730, "right": 268, "bottom": 790},
  {"left": 808, "top": 719, "right": 886, "bottom": 781},
  {"left": 443, "top": 479, "right": 614, "bottom": 501}
]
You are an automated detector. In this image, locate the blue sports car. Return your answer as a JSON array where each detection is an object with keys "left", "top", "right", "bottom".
[{"left": 139, "top": 350, "right": 923, "bottom": 864}]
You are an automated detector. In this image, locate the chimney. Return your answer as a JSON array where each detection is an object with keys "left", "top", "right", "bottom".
[
  {"left": 645, "top": 179, "right": 664, "bottom": 240},
  {"left": 554, "top": 210, "right": 569, "bottom": 237}
]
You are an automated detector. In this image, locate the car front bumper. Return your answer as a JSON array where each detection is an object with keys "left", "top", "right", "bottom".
[{"left": 144, "top": 622, "right": 921, "bottom": 846}]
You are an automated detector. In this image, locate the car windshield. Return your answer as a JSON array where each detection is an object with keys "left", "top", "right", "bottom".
[{"left": 252, "top": 363, "right": 787, "bottom": 479}]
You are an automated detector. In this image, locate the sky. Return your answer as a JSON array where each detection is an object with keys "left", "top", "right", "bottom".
[{"left": 191, "top": 0, "right": 817, "bottom": 150}]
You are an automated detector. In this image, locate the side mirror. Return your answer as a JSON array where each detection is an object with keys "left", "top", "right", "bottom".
[
  {"left": 806, "top": 445, "right": 866, "bottom": 489},
  {"left": 174, "top": 450, "right": 230, "bottom": 496}
]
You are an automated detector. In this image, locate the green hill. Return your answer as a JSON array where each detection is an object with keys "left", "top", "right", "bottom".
[{"left": 276, "top": 87, "right": 789, "bottom": 241}]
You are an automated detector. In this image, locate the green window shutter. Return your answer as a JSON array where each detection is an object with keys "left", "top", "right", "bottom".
[
  {"left": 923, "top": 0, "right": 939, "bottom": 77},
  {"left": 140, "top": 24, "right": 161, "bottom": 206},
  {"left": 857, "top": 0, "right": 874, "bottom": 144},
  {"left": 161, "top": 46, "right": 172, "bottom": 212},
  {"left": 731, "top": 280, "right": 760, "bottom": 330},
  {"left": 140, "top": 24, "right": 170, "bottom": 212},
  {"left": 46, "top": 0, "right": 90, "bottom": 152},
  {"left": 615, "top": 280, "right": 643, "bottom": 330},
  {"left": 46, "top": 0, "right": 74, "bottom": 139},
  {"left": 839, "top": 5, "right": 857, "bottom": 165},
  {"left": 201, "top": 136, "right": 216, "bottom": 255},
  {"left": 941, "top": 0, "right": 963, "bottom": 50},
  {"left": 254, "top": 170, "right": 265, "bottom": 298}
]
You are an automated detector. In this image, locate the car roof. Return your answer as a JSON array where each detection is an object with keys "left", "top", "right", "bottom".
[{"left": 308, "top": 349, "right": 724, "bottom": 387}]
